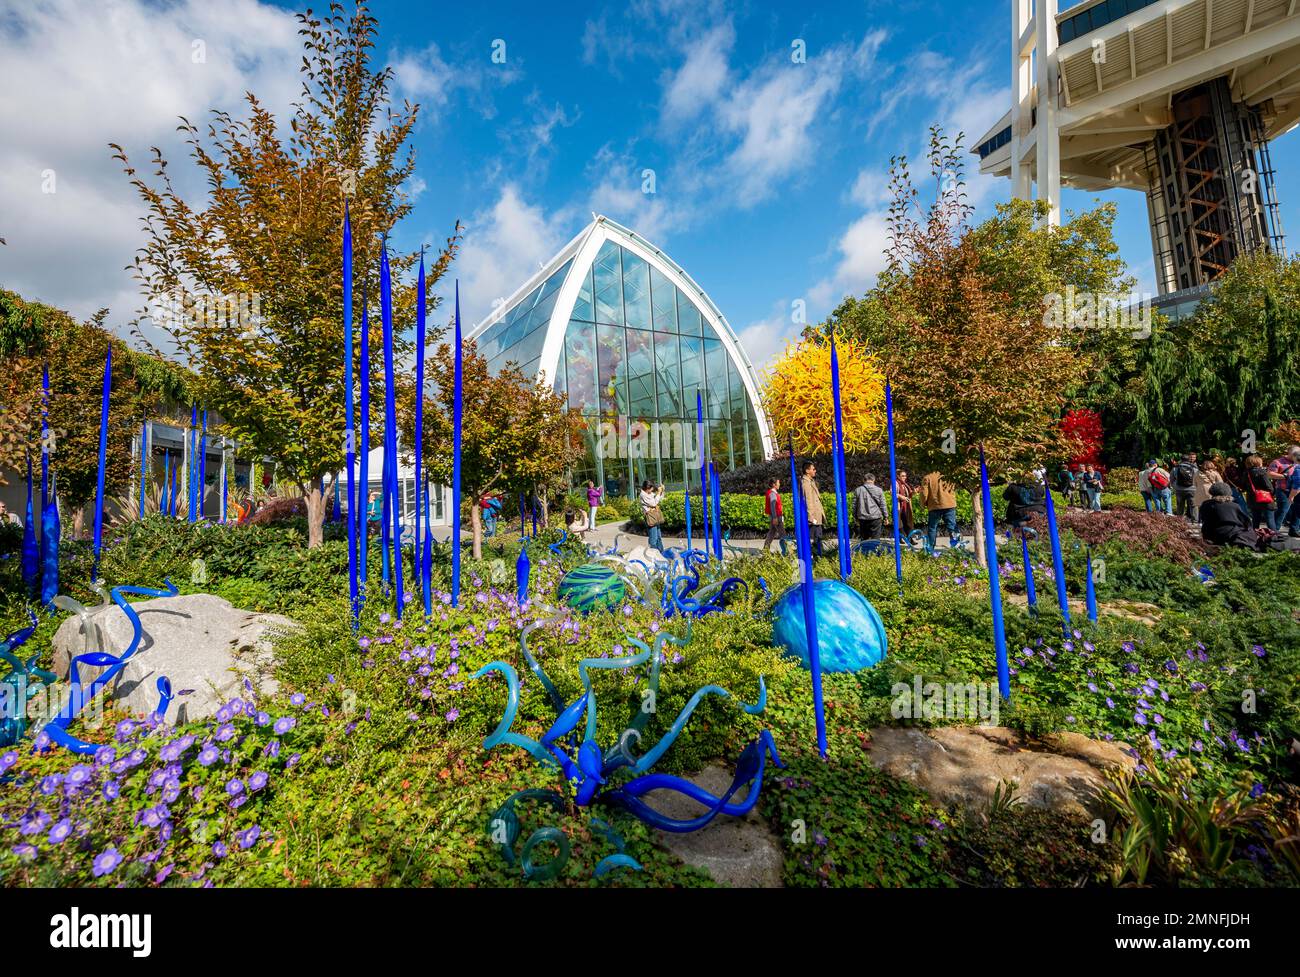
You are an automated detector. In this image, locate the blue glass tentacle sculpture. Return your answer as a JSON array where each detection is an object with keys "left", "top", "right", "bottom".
[
  {"left": 41, "top": 579, "right": 179, "bottom": 754},
  {"left": 472, "top": 616, "right": 782, "bottom": 877}
]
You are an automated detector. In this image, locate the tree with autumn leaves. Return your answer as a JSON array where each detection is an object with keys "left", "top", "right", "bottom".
[
  {"left": 825, "top": 128, "right": 1120, "bottom": 559},
  {"left": 1, "top": 289, "right": 190, "bottom": 533},
  {"left": 112, "top": 2, "right": 456, "bottom": 548},
  {"left": 414, "top": 338, "right": 584, "bottom": 561}
]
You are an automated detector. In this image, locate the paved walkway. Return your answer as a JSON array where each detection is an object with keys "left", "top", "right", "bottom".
[{"left": 577, "top": 518, "right": 978, "bottom": 555}]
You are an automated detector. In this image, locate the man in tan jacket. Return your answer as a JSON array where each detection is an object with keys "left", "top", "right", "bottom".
[
  {"left": 915, "top": 471, "right": 958, "bottom": 552},
  {"left": 800, "top": 461, "right": 825, "bottom": 557}
]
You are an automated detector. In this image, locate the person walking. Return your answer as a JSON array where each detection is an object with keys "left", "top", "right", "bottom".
[
  {"left": 915, "top": 471, "right": 958, "bottom": 551},
  {"left": 1137, "top": 463, "right": 1154, "bottom": 512},
  {"left": 639, "top": 480, "right": 665, "bottom": 553},
  {"left": 762, "top": 477, "right": 784, "bottom": 553},
  {"left": 585, "top": 480, "right": 603, "bottom": 533},
  {"left": 894, "top": 469, "right": 915, "bottom": 533},
  {"left": 1191, "top": 461, "right": 1217, "bottom": 525},
  {"left": 1281, "top": 453, "right": 1300, "bottom": 538},
  {"left": 1145, "top": 459, "right": 1173, "bottom": 514},
  {"left": 1171, "top": 453, "right": 1198, "bottom": 521},
  {"left": 1081, "top": 465, "right": 1103, "bottom": 511},
  {"left": 1056, "top": 466, "right": 1078, "bottom": 507},
  {"left": 853, "top": 472, "right": 886, "bottom": 543},
  {"left": 800, "top": 461, "right": 825, "bottom": 558},
  {"left": 1244, "top": 454, "right": 1277, "bottom": 530}
]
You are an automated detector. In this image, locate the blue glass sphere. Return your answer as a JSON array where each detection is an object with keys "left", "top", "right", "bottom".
[
  {"left": 556, "top": 562, "right": 627, "bottom": 614},
  {"left": 771, "top": 579, "right": 888, "bottom": 673}
]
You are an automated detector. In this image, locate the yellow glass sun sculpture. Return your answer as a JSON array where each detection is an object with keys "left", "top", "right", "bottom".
[{"left": 761, "top": 336, "right": 888, "bottom": 455}]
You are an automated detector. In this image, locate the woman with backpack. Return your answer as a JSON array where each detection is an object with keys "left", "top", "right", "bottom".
[
  {"left": 1144, "top": 459, "right": 1172, "bottom": 515},
  {"left": 1081, "top": 465, "right": 1103, "bottom": 512},
  {"left": 1244, "top": 455, "right": 1278, "bottom": 530},
  {"left": 1003, "top": 476, "right": 1046, "bottom": 528}
]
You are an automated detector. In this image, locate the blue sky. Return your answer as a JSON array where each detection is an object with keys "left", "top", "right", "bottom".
[{"left": 2, "top": 0, "right": 1297, "bottom": 371}]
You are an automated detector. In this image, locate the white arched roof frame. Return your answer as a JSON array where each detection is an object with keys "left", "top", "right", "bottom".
[{"left": 466, "top": 215, "right": 773, "bottom": 460}]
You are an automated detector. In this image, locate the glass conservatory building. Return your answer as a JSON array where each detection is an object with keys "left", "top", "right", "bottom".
[{"left": 466, "top": 216, "right": 772, "bottom": 497}]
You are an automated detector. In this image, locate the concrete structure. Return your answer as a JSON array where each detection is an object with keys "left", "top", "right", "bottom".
[
  {"left": 466, "top": 215, "right": 771, "bottom": 497},
  {"left": 976, "top": 0, "right": 1297, "bottom": 294}
]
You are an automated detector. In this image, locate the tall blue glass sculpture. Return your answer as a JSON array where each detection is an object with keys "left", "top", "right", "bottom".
[
  {"left": 696, "top": 392, "right": 709, "bottom": 561},
  {"left": 885, "top": 380, "right": 903, "bottom": 589},
  {"left": 1042, "top": 474, "right": 1071, "bottom": 636},
  {"left": 40, "top": 473, "right": 61, "bottom": 608},
  {"left": 979, "top": 447, "right": 1010, "bottom": 700},
  {"left": 342, "top": 205, "right": 359, "bottom": 622},
  {"left": 413, "top": 251, "right": 428, "bottom": 611},
  {"left": 1085, "top": 547, "right": 1099, "bottom": 622},
  {"left": 516, "top": 544, "right": 530, "bottom": 605},
  {"left": 92, "top": 346, "right": 111, "bottom": 579},
  {"left": 1021, "top": 530, "right": 1037, "bottom": 612},
  {"left": 710, "top": 463, "right": 722, "bottom": 559},
  {"left": 197, "top": 409, "right": 208, "bottom": 520},
  {"left": 451, "top": 281, "right": 464, "bottom": 607},
  {"left": 188, "top": 404, "right": 199, "bottom": 523},
  {"left": 829, "top": 333, "right": 851, "bottom": 581},
  {"left": 788, "top": 436, "right": 827, "bottom": 758},
  {"left": 137, "top": 420, "right": 149, "bottom": 520},
  {"left": 359, "top": 295, "right": 371, "bottom": 597},
  {"left": 379, "top": 239, "right": 403, "bottom": 616},
  {"left": 22, "top": 453, "right": 39, "bottom": 595}
]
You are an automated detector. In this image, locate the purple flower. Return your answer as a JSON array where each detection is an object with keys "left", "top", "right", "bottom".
[
  {"left": 1252, "top": 645, "right": 1266, "bottom": 658},
  {"left": 11, "top": 843, "right": 37, "bottom": 861},
  {"left": 273, "top": 716, "right": 296, "bottom": 735},
  {"left": 212, "top": 841, "right": 228, "bottom": 859},
  {"left": 214, "top": 723, "right": 235, "bottom": 742},
  {"left": 1134, "top": 712, "right": 1148, "bottom": 726},
  {"left": 92, "top": 847, "right": 123, "bottom": 877},
  {"left": 46, "top": 818, "right": 73, "bottom": 845},
  {"left": 445, "top": 709, "right": 460, "bottom": 723},
  {"left": 226, "top": 778, "right": 245, "bottom": 796},
  {"left": 198, "top": 743, "right": 220, "bottom": 766},
  {"left": 248, "top": 771, "right": 269, "bottom": 791},
  {"left": 290, "top": 693, "right": 306, "bottom": 706},
  {"left": 0, "top": 750, "right": 17, "bottom": 771},
  {"left": 102, "top": 780, "right": 120, "bottom": 801},
  {"left": 237, "top": 825, "right": 261, "bottom": 849}
]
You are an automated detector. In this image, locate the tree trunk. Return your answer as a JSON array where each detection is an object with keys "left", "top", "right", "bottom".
[
  {"left": 971, "top": 486, "right": 988, "bottom": 569},
  {"left": 304, "top": 476, "right": 327, "bottom": 549},
  {"left": 469, "top": 495, "right": 482, "bottom": 560}
]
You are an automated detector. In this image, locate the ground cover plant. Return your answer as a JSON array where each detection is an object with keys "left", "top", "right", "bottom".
[{"left": 1, "top": 509, "right": 1296, "bottom": 888}]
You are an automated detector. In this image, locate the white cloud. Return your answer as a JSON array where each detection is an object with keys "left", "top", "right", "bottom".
[
  {"left": 451, "top": 184, "right": 571, "bottom": 329},
  {"left": 0, "top": 0, "right": 300, "bottom": 342},
  {"left": 660, "top": 22, "right": 735, "bottom": 124},
  {"left": 737, "top": 300, "right": 802, "bottom": 376}
]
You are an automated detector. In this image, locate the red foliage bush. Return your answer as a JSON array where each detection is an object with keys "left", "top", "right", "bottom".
[
  {"left": 1061, "top": 408, "right": 1104, "bottom": 473},
  {"left": 1027, "top": 507, "right": 1213, "bottom": 565},
  {"left": 245, "top": 495, "right": 306, "bottom": 526}
]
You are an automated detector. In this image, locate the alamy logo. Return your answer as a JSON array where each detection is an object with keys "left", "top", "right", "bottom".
[{"left": 49, "top": 908, "right": 151, "bottom": 957}]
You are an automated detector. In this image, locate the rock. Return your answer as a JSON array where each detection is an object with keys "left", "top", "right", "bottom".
[
  {"left": 864, "top": 725, "right": 1134, "bottom": 820},
  {"left": 643, "top": 763, "right": 784, "bottom": 888},
  {"left": 51, "top": 594, "right": 296, "bottom": 724}
]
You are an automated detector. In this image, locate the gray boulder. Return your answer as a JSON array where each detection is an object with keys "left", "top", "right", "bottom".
[
  {"left": 864, "top": 725, "right": 1135, "bottom": 819},
  {"left": 644, "top": 763, "right": 784, "bottom": 888},
  {"left": 51, "top": 594, "right": 296, "bottom": 724}
]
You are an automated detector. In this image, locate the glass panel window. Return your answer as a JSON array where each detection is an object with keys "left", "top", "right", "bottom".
[
  {"left": 703, "top": 337, "right": 727, "bottom": 418},
  {"left": 679, "top": 334, "right": 703, "bottom": 416},
  {"left": 650, "top": 265, "right": 677, "bottom": 333},
  {"left": 654, "top": 331, "right": 682, "bottom": 417},
  {"left": 625, "top": 328, "right": 656, "bottom": 417},
  {"left": 564, "top": 318, "right": 598, "bottom": 414},
  {"left": 728, "top": 354, "right": 747, "bottom": 424},
  {"left": 572, "top": 262, "right": 595, "bottom": 322},
  {"left": 596, "top": 323, "right": 626, "bottom": 415},
  {"left": 622, "top": 250, "right": 651, "bottom": 331},
  {"left": 594, "top": 241, "right": 623, "bottom": 324},
  {"left": 676, "top": 287, "right": 703, "bottom": 336}
]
